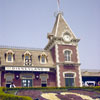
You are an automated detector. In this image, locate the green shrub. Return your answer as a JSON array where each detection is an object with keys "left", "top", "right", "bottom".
[
  {"left": 0, "top": 94, "right": 32, "bottom": 100},
  {"left": 0, "top": 87, "right": 32, "bottom": 100},
  {"left": 6, "top": 86, "right": 100, "bottom": 91}
]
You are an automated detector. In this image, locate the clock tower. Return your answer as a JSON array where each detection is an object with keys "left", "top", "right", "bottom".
[{"left": 45, "top": 13, "right": 82, "bottom": 87}]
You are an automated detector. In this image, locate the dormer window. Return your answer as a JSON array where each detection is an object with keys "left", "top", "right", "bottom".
[
  {"left": 64, "top": 50, "right": 72, "bottom": 62},
  {"left": 41, "top": 55, "right": 46, "bottom": 63},
  {"left": 23, "top": 51, "right": 32, "bottom": 66},
  {"left": 8, "top": 53, "right": 12, "bottom": 61},
  {"left": 25, "top": 55, "right": 30, "bottom": 60},
  {"left": 39, "top": 52, "right": 48, "bottom": 64},
  {"left": 5, "top": 50, "right": 15, "bottom": 62}
]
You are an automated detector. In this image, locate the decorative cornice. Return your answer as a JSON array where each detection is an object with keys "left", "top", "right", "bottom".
[
  {"left": 45, "top": 37, "right": 80, "bottom": 50},
  {"left": 56, "top": 62, "right": 81, "bottom": 66}
]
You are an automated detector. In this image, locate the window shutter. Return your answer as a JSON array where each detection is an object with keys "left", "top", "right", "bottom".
[
  {"left": 13, "top": 54, "right": 15, "bottom": 61},
  {"left": 4, "top": 53, "right": 7, "bottom": 60}
]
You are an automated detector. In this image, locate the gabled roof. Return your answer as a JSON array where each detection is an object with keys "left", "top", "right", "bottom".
[{"left": 50, "top": 13, "right": 77, "bottom": 39}]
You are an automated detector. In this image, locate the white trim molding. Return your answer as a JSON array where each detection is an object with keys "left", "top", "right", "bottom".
[
  {"left": 24, "top": 51, "right": 31, "bottom": 55},
  {"left": 56, "top": 65, "right": 60, "bottom": 87},
  {"left": 76, "top": 46, "right": 80, "bottom": 63},
  {"left": 63, "top": 49, "right": 73, "bottom": 54},
  {"left": 63, "top": 49, "right": 73, "bottom": 62},
  {"left": 78, "top": 66, "right": 82, "bottom": 87},
  {"left": 6, "top": 50, "right": 14, "bottom": 63},
  {"left": 63, "top": 71, "right": 76, "bottom": 78},
  {"left": 55, "top": 14, "right": 60, "bottom": 36},
  {"left": 55, "top": 44, "right": 59, "bottom": 63},
  {"left": 55, "top": 44, "right": 60, "bottom": 87},
  {"left": 76, "top": 46, "right": 82, "bottom": 87},
  {"left": 40, "top": 52, "right": 47, "bottom": 64},
  {"left": 63, "top": 71, "right": 76, "bottom": 86},
  {"left": 6, "top": 50, "right": 14, "bottom": 54}
]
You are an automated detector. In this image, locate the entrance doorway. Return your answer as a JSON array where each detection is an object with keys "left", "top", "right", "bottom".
[
  {"left": 21, "top": 74, "right": 33, "bottom": 87},
  {"left": 22, "top": 79, "right": 32, "bottom": 87}
]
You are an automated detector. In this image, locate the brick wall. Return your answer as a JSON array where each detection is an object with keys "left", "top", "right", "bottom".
[
  {"left": 57, "top": 44, "right": 80, "bottom": 87},
  {"left": 58, "top": 45, "right": 78, "bottom": 63},
  {"left": 1, "top": 71, "right": 5, "bottom": 87},
  {"left": 13, "top": 72, "right": 21, "bottom": 87},
  {"left": 47, "top": 72, "right": 56, "bottom": 87},
  {"left": 1, "top": 71, "right": 56, "bottom": 87},
  {"left": 50, "top": 46, "right": 56, "bottom": 63},
  {"left": 59, "top": 65, "right": 80, "bottom": 87}
]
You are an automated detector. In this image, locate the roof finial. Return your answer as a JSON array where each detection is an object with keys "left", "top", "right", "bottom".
[
  {"left": 54, "top": 0, "right": 63, "bottom": 17},
  {"left": 54, "top": 11, "right": 64, "bottom": 17}
]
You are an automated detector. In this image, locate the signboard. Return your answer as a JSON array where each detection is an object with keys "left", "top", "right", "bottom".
[{"left": 5, "top": 67, "right": 50, "bottom": 72}]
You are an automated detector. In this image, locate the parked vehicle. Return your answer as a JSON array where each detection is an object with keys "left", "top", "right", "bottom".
[{"left": 84, "top": 81, "right": 95, "bottom": 86}]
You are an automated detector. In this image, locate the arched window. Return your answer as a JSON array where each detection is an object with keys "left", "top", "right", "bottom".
[
  {"left": 39, "top": 52, "right": 48, "bottom": 64},
  {"left": 41, "top": 56, "right": 45, "bottom": 63},
  {"left": 23, "top": 51, "right": 32, "bottom": 66},
  {"left": 64, "top": 50, "right": 72, "bottom": 61},
  {"left": 5, "top": 50, "right": 15, "bottom": 62},
  {"left": 8, "top": 53, "right": 12, "bottom": 61},
  {"left": 25, "top": 54, "right": 30, "bottom": 60},
  {"left": 63, "top": 72, "right": 76, "bottom": 87}
]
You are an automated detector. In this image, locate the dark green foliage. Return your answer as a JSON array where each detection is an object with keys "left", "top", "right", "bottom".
[
  {"left": 0, "top": 87, "right": 32, "bottom": 100},
  {"left": 7, "top": 86, "right": 100, "bottom": 91}
]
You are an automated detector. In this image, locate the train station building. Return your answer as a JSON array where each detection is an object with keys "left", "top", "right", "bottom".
[{"left": 0, "top": 12, "right": 96, "bottom": 87}]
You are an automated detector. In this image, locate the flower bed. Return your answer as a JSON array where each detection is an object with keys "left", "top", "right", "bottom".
[
  {"left": 17, "top": 90, "right": 47, "bottom": 100},
  {"left": 5, "top": 86, "right": 100, "bottom": 100},
  {"left": 17, "top": 88, "right": 100, "bottom": 100},
  {"left": 68, "top": 89, "right": 100, "bottom": 99}
]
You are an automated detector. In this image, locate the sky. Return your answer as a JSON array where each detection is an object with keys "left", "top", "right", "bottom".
[{"left": 0, "top": 0, "right": 100, "bottom": 69}]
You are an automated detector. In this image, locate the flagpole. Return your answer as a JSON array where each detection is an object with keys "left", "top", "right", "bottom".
[{"left": 57, "top": 0, "right": 60, "bottom": 13}]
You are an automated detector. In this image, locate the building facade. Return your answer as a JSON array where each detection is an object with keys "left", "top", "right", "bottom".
[
  {"left": 0, "top": 13, "right": 82, "bottom": 87},
  {"left": 82, "top": 69, "right": 100, "bottom": 86}
]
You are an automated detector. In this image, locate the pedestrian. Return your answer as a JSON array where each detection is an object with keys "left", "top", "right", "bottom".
[{"left": 10, "top": 82, "right": 16, "bottom": 88}]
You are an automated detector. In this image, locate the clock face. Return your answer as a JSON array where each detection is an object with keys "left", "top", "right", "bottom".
[{"left": 63, "top": 34, "right": 71, "bottom": 42}]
